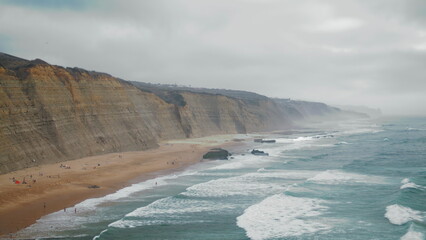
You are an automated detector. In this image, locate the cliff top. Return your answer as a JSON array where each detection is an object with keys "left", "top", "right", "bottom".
[
  {"left": 130, "top": 81, "right": 270, "bottom": 106},
  {"left": 0, "top": 52, "right": 270, "bottom": 105},
  {"left": 0, "top": 52, "right": 30, "bottom": 69},
  {"left": 0, "top": 52, "right": 116, "bottom": 80}
]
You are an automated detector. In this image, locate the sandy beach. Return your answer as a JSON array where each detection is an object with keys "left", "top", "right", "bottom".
[{"left": 0, "top": 135, "right": 244, "bottom": 237}]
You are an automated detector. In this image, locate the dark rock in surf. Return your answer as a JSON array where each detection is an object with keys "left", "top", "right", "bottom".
[
  {"left": 251, "top": 149, "right": 269, "bottom": 156},
  {"left": 254, "top": 138, "right": 276, "bottom": 143},
  {"left": 203, "top": 148, "right": 231, "bottom": 160}
]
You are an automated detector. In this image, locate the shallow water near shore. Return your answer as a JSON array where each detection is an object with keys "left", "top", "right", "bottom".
[{"left": 15, "top": 117, "right": 426, "bottom": 240}]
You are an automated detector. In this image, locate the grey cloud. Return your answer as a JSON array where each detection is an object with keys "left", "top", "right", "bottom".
[{"left": 0, "top": 0, "right": 425, "bottom": 115}]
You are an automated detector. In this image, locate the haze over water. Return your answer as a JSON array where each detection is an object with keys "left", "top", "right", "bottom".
[{"left": 17, "top": 117, "right": 426, "bottom": 240}]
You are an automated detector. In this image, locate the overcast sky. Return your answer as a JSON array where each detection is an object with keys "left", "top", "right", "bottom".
[{"left": 1, "top": 0, "right": 425, "bottom": 115}]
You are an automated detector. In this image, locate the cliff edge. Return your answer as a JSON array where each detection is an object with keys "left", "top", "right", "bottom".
[{"left": 0, "top": 53, "right": 365, "bottom": 174}]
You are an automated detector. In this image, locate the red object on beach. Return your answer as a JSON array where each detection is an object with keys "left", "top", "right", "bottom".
[{"left": 15, "top": 180, "right": 21, "bottom": 184}]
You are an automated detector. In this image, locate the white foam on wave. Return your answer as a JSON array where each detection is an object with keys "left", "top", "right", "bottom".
[
  {"left": 335, "top": 141, "right": 350, "bottom": 145},
  {"left": 237, "top": 194, "right": 330, "bottom": 240},
  {"left": 76, "top": 170, "right": 195, "bottom": 210},
  {"left": 400, "top": 178, "right": 425, "bottom": 190},
  {"left": 216, "top": 147, "right": 295, "bottom": 168},
  {"left": 209, "top": 154, "right": 269, "bottom": 170},
  {"left": 261, "top": 147, "right": 286, "bottom": 157},
  {"left": 274, "top": 138, "right": 294, "bottom": 144},
  {"left": 264, "top": 132, "right": 339, "bottom": 156},
  {"left": 109, "top": 197, "right": 235, "bottom": 228},
  {"left": 109, "top": 219, "right": 207, "bottom": 229},
  {"left": 244, "top": 169, "right": 319, "bottom": 180},
  {"left": 307, "top": 170, "right": 386, "bottom": 185},
  {"left": 385, "top": 204, "right": 424, "bottom": 225},
  {"left": 17, "top": 169, "right": 197, "bottom": 238},
  {"left": 209, "top": 161, "right": 246, "bottom": 170},
  {"left": 183, "top": 169, "right": 316, "bottom": 198},
  {"left": 93, "top": 229, "right": 108, "bottom": 240},
  {"left": 274, "top": 135, "right": 319, "bottom": 144},
  {"left": 293, "top": 136, "right": 315, "bottom": 142},
  {"left": 339, "top": 127, "right": 383, "bottom": 136},
  {"left": 402, "top": 178, "right": 410, "bottom": 184},
  {"left": 407, "top": 127, "right": 426, "bottom": 131},
  {"left": 401, "top": 182, "right": 425, "bottom": 190},
  {"left": 401, "top": 224, "right": 425, "bottom": 240},
  {"left": 195, "top": 171, "right": 240, "bottom": 177},
  {"left": 126, "top": 197, "right": 235, "bottom": 217},
  {"left": 274, "top": 135, "right": 327, "bottom": 144},
  {"left": 182, "top": 175, "right": 286, "bottom": 198}
]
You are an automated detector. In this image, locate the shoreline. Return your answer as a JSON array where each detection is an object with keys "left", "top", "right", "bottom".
[{"left": 0, "top": 135, "right": 246, "bottom": 237}]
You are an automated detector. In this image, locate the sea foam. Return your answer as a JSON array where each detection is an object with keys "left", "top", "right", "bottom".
[
  {"left": 335, "top": 141, "right": 350, "bottom": 145},
  {"left": 237, "top": 194, "right": 330, "bottom": 240},
  {"left": 126, "top": 197, "right": 235, "bottom": 217},
  {"left": 385, "top": 204, "right": 423, "bottom": 225},
  {"left": 243, "top": 169, "right": 319, "bottom": 180},
  {"left": 339, "top": 125, "right": 383, "bottom": 136},
  {"left": 182, "top": 169, "right": 317, "bottom": 198},
  {"left": 17, "top": 169, "right": 198, "bottom": 238},
  {"left": 400, "top": 178, "right": 425, "bottom": 190},
  {"left": 293, "top": 136, "right": 315, "bottom": 142},
  {"left": 406, "top": 127, "right": 426, "bottom": 131},
  {"left": 401, "top": 182, "right": 425, "bottom": 190},
  {"left": 307, "top": 169, "right": 386, "bottom": 185},
  {"left": 74, "top": 169, "right": 197, "bottom": 210},
  {"left": 109, "top": 197, "right": 234, "bottom": 228},
  {"left": 182, "top": 174, "right": 286, "bottom": 198},
  {"left": 209, "top": 155, "right": 270, "bottom": 170},
  {"left": 109, "top": 219, "right": 206, "bottom": 229},
  {"left": 401, "top": 224, "right": 425, "bottom": 240}
]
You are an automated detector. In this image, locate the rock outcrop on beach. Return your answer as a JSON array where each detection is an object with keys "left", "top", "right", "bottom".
[
  {"left": 202, "top": 148, "right": 231, "bottom": 160},
  {"left": 0, "top": 52, "right": 365, "bottom": 174},
  {"left": 251, "top": 149, "right": 269, "bottom": 156}
]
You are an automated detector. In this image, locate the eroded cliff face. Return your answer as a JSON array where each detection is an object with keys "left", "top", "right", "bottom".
[
  {"left": 0, "top": 55, "right": 291, "bottom": 173},
  {"left": 0, "top": 53, "right": 359, "bottom": 174},
  {"left": 175, "top": 92, "right": 292, "bottom": 137},
  {"left": 0, "top": 63, "right": 166, "bottom": 173}
]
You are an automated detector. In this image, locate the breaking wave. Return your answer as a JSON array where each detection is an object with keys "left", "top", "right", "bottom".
[
  {"left": 307, "top": 169, "right": 386, "bottom": 185},
  {"left": 385, "top": 204, "right": 424, "bottom": 225},
  {"left": 237, "top": 194, "right": 330, "bottom": 240}
]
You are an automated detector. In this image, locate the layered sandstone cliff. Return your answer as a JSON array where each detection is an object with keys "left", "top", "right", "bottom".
[
  {"left": 0, "top": 55, "right": 159, "bottom": 173},
  {"left": 0, "top": 53, "right": 364, "bottom": 174}
]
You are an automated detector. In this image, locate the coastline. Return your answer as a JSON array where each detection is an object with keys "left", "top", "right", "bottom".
[{"left": 0, "top": 135, "right": 245, "bottom": 237}]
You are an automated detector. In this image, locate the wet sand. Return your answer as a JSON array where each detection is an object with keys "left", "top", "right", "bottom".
[{"left": 0, "top": 135, "right": 242, "bottom": 237}]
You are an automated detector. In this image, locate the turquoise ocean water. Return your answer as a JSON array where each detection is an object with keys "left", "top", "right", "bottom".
[{"left": 16, "top": 117, "right": 426, "bottom": 240}]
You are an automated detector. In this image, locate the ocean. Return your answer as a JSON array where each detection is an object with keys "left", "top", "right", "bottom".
[{"left": 16, "top": 117, "right": 426, "bottom": 240}]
